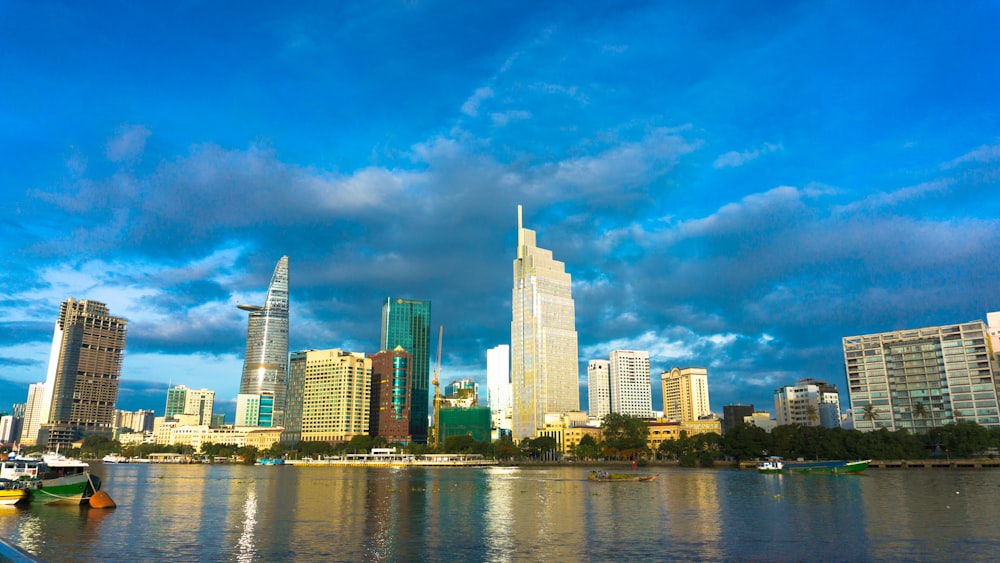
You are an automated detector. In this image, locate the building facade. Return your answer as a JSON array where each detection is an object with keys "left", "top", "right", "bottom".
[
  {"left": 36, "top": 298, "right": 128, "bottom": 448},
  {"left": 369, "top": 347, "right": 413, "bottom": 443},
  {"left": 610, "top": 350, "right": 652, "bottom": 418},
  {"left": 297, "top": 349, "right": 372, "bottom": 442},
  {"left": 381, "top": 297, "right": 431, "bottom": 444},
  {"left": 238, "top": 256, "right": 289, "bottom": 427},
  {"left": 511, "top": 205, "right": 580, "bottom": 439},
  {"left": 722, "top": 404, "right": 755, "bottom": 435},
  {"left": 486, "top": 344, "right": 512, "bottom": 435},
  {"left": 773, "top": 379, "right": 841, "bottom": 428},
  {"left": 20, "top": 383, "right": 46, "bottom": 446},
  {"left": 843, "top": 319, "right": 1000, "bottom": 431},
  {"left": 164, "top": 385, "right": 215, "bottom": 426},
  {"left": 115, "top": 409, "right": 155, "bottom": 433},
  {"left": 587, "top": 360, "right": 611, "bottom": 420},
  {"left": 661, "top": 367, "right": 711, "bottom": 422}
]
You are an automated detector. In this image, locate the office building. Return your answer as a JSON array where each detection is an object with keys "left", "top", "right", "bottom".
[
  {"left": 115, "top": 409, "right": 155, "bottom": 433},
  {"left": 587, "top": 360, "right": 611, "bottom": 420},
  {"left": 487, "top": 344, "right": 512, "bottom": 433},
  {"left": 773, "top": 379, "right": 841, "bottom": 428},
  {"left": 35, "top": 298, "right": 128, "bottom": 448},
  {"left": 381, "top": 297, "right": 431, "bottom": 443},
  {"left": 661, "top": 367, "right": 711, "bottom": 422},
  {"left": 988, "top": 311, "right": 1000, "bottom": 365},
  {"left": 296, "top": 348, "right": 372, "bottom": 442},
  {"left": 722, "top": 404, "right": 755, "bottom": 435},
  {"left": 843, "top": 319, "right": 1000, "bottom": 431},
  {"left": 238, "top": 256, "right": 289, "bottom": 427},
  {"left": 439, "top": 407, "right": 492, "bottom": 443},
  {"left": 369, "top": 347, "right": 413, "bottom": 443},
  {"left": 610, "top": 350, "right": 652, "bottom": 418},
  {"left": 21, "top": 384, "right": 46, "bottom": 446},
  {"left": 164, "top": 385, "right": 215, "bottom": 426},
  {"left": 511, "top": 205, "right": 580, "bottom": 439}
]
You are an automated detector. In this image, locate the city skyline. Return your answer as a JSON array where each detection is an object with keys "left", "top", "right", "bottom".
[{"left": 2, "top": 3, "right": 1000, "bottom": 418}]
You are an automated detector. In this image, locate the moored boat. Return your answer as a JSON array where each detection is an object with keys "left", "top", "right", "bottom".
[
  {"left": 1, "top": 453, "right": 101, "bottom": 505},
  {"left": 0, "top": 479, "right": 30, "bottom": 506},
  {"left": 102, "top": 453, "right": 129, "bottom": 464},
  {"left": 588, "top": 471, "right": 659, "bottom": 482},
  {"left": 757, "top": 458, "right": 871, "bottom": 474},
  {"left": 255, "top": 458, "right": 285, "bottom": 466}
]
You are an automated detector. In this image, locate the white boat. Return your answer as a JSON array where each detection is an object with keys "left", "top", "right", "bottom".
[
  {"left": 102, "top": 453, "right": 129, "bottom": 464},
  {"left": 1, "top": 453, "right": 101, "bottom": 505}
]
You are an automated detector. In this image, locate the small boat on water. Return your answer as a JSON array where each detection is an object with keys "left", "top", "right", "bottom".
[
  {"left": 255, "top": 458, "right": 285, "bottom": 466},
  {"left": 0, "top": 479, "right": 30, "bottom": 506},
  {"left": 102, "top": 453, "right": 129, "bottom": 464},
  {"left": 588, "top": 471, "right": 659, "bottom": 482},
  {"left": 757, "top": 458, "right": 871, "bottom": 474},
  {"left": 0, "top": 453, "right": 102, "bottom": 505}
]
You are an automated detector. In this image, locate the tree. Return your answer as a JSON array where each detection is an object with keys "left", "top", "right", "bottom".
[
  {"left": 912, "top": 401, "right": 929, "bottom": 427},
  {"left": 573, "top": 434, "right": 602, "bottom": 460},
  {"left": 862, "top": 403, "right": 879, "bottom": 424},
  {"left": 805, "top": 405, "right": 819, "bottom": 426},
  {"left": 600, "top": 413, "right": 650, "bottom": 460}
]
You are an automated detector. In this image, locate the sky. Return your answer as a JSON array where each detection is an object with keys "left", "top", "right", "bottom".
[{"left": 2, "top": 1, "right": 1000, "bottom": 422}]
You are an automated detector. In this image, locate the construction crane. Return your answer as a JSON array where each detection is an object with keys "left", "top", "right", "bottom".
[{"left": 430, "top": 325, "right": 443, "bottom": 449}]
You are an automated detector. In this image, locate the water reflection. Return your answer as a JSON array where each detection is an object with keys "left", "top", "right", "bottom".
[{"left": 236, "top": 485, "right": 257, "bottom": 562}]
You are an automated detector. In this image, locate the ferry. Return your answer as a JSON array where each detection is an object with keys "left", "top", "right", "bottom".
[
  {"left": 0, "top": 453, "right": 102, "bottom": 505},
  {"left": 102, "top": 453, "right": 129, "bottom": 464},
  {"left": 757, "top": 457, "right": 871, "bottom": 474}
]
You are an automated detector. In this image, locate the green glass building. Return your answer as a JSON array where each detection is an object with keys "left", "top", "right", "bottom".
[{"left": 381, "top": 297, "right": 430, "bottom": 443}]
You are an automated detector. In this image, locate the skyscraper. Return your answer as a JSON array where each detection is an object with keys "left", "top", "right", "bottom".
[
  {"left": 843, "top": 319, "right": 1000, "bottom": 431},
  {"left": 164, "top": 385, "right": 215, "bottom": 426},
  {"left": 610, "top": 350, "right": 652, "bottom": 418},
  {"left": 295, "top": 348, "right": 372, "bottom": 442},
  {"left": 511, "top": 205, "right": 580, "bottom": 439},
  {"left": 381, "top": 298, "right": 431, "bottom": 443},
  {"left": 662, "top": 367, "right": 711, "bottom": 422},
  {"left": 773, "top": 379, "right": 841, "bottom": 428},
  {"left": 36, "top": 298, "right": 128, "bottom": 448},
  {"left": 369, "top": 346, "right": 412, "bottom": 443},
  {"left": 587, "top": 360, "right": 611, "bottom": 419},
  {"left": 20, "top": 383, "right": 46, "bottom": 446},
  {"left": 487, "top": 344, "right": 512, "bottom": 435},
  {"left": 238, "top": 256, "right": 289, "bottom": 427}
]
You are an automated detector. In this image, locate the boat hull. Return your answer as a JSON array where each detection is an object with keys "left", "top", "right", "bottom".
[
  {"left": 588, "top": 473, "right": 659, "bottom": 482},
  {"left": 28, "top": 473, "right": 99, "bottom": 505},
  {"left": 0, "top": 490, "right": 29, "bottom": 506},
  {"left": 758, "top": 460, "right": 871, "bottom": 474}
]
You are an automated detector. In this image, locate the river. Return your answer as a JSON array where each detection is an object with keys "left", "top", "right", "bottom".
[{"left": 1, "top": 464, "right": 998, "bottom": 562}]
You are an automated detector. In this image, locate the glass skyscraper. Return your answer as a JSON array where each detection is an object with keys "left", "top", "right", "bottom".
[
  {"left": 511, "top": 205, "right": 580, "bottom": 440},
  {"left": 381, "top": 297, "right": 430, "bottom": 443},
  {"left": 238, "top": 256, "right": 289, "bottom": 427}
]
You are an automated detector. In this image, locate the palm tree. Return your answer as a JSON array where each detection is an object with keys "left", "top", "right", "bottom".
[
  {"left": 862, "top": 403, "right": 879, "bottom": 425},
  {"left": 805, "top": 404, "right": 820, "bottom": 426},
  {"left": 912, "top": 401, "right": 929, "bottom": 429}
]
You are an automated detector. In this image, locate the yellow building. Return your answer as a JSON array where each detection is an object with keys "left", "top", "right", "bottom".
[
  {"left": 298, "top": 349, "right": 372, "bottom": 443},
  {"left": 647, "top": 419, "right": 722, "bottom": 452},
  {"left": 534, "top": 411, "right": 591, "bottom": 456},
  {"left": 661, "top": 367, "right": 711, "bottom": 422}
]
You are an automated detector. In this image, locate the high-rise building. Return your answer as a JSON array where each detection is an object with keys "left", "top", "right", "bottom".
[
  {"left": 661, "top": 367, "right": 711, "bottom": 422},
  {"left": 36, "top": 298, "right": 128, "bottom": 448},
  {"left": 843, "top": 319, "right": 1000, "bottom": 431},
  {"left": 511, "top": 205, "right": 580, "bottom": 439},
  {"left": 0, "top": 416, "right": 21, "bottom": 444},
  {"left": 164, "top": 385, "right": 215, "bottom": 426},
  {"left": 295, "top": 348, "right": 372, "bottom": 442},
  {"left": 773, "top": 379, "right": 841, "bottom": 428},
  {"left": 369, "top": 346, "right": 412, "bottom": 443},
  {"left": 238, "top": 256, "right": 289, "bottom": 427},
  {"left": 487, "top": 344, "right": 512, "bottom": 434},
  {"left": 446, "top": 378, "right": 479, "bottom": 403},
  {"left": 381, "top": 297, "right": 430, "bottom": 443},
  {"left": 587, "top": 360, "right": 611, "bottom": 420},
  {"left": 21, "top": 384, "right": 46, "bottom": 446},
  {"left": 115, "top": 409, "right": 155, "bottom": 433},
  {"left": 722, "top": 404, "right": 755, "bottom": 435},
  {"left": 988, "top": 311, "right": 1000, "bottom": 365},
  {"left": 610, "top": 350, "right": 652, "bottom": 418}
]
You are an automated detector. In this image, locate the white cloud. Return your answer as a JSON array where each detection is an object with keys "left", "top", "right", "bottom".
[
  {"left": 712, "top": 142, "right": 782, "bottom": 169},
  {"left": 943, "top": 143, "right": 1000, "bottom": 169},
  {"left": 106, "top": 124, "right": 152, "bottom": 162},
  {"left": 461, "top": 86, "right": 494, "bottom": 116},
  {"left": 490, "top": 110, "right": 531, "bottom": 127}
]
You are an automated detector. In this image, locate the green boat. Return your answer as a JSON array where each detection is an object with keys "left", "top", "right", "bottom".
[
  {"left": 1, "top": 453, "right": 101, "bottom": 505},
  {"left": 757, "top": 458, "right": 871, "bottom": 474},
  {"left": 588, "top": 471, "right": 659, "bottom": 482}
]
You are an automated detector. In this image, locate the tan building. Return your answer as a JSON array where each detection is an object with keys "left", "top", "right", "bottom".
[
  {"left": 661, "top": 367, "right": 711, "bottom": 422},
  {"left": 297, "top": 349, "right": 372, "bottom": 443},
  {"left": 512, "top": 205, "right": 580, "bottom": 439},
  {"left": 534, "top": 411, "right": 591, "bottom": 456},
  {"left": 647, "top": 419, "right": 722, "bottom": 452}
]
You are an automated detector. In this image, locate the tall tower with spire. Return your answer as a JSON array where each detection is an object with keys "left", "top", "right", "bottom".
[
  {"left": 238, "top": 256, "right": 289, "bottom": 427},
  {"left": 511, "top": 206, "right": 580, "bottom": 439}
]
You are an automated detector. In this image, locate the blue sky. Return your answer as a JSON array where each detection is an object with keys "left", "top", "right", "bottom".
[{"left": 2, "top": 1, "right": 999, "bottom": 421}]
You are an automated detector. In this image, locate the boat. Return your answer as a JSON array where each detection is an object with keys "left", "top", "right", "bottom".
[
  {"left": 255, "top": 458, "right": 285, "bottom": 466},
  {"left": 102, "top": 453, "right": 129, "bottom": 464},
  {"left": 588, "top": 471, "right": 659, "bottom": 482},
  {"left": 0, "top": 479, "right": 30, "bottom": 506},
  {"left": 0, "top": 453, "right": 102, "bottom": 505},
  {"left": 756, "top": 458, "right": 871, "bottom": 474}
]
